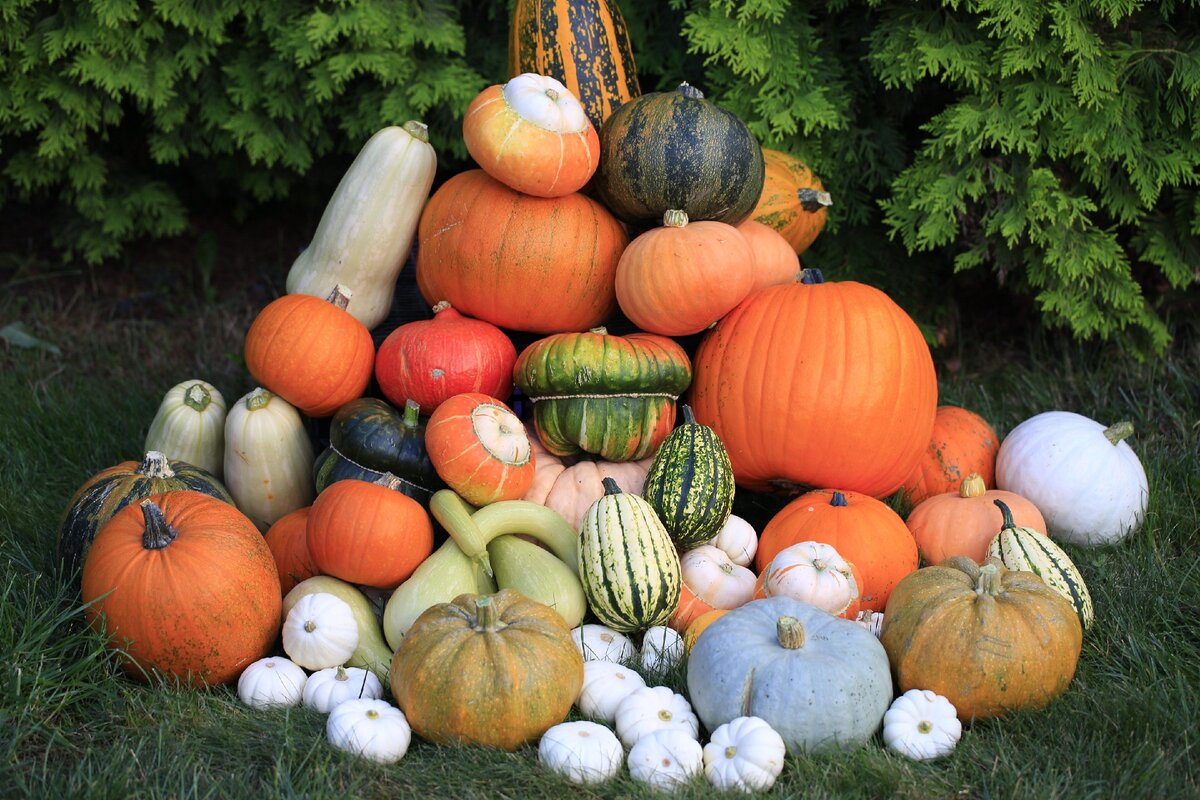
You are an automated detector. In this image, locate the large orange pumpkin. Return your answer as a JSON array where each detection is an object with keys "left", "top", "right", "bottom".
[
  {"left": 415, "top": 169, "right": 628, "bottom": 334},
  {"left": 689, "top": 270, "right": 938, "bottom": 498},
  {"left": 243, "top": 286, "right": 375, "bottom": 417},
  {"left": 750, "top": 148, "right": 831, "bottom": 254},
  {"left": 263, "top": 505, "right": 317, "bottom": 595},
  {"left": 756, "top": 489, "right": 918, "bottom": 611},
  {"left": 906, "top": 473, "right": 1046, "bottom": 564},
  {"left": 81, "top": 492, "right": 281, "bottom": 686},
  {"left": 425, "top": 393, "right": 536, "bottom": 506},
  {"left": 898, "top": 405, "right": 1001, "bottom": 507}
]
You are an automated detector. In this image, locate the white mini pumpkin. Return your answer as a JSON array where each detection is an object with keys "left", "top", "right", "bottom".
[
  {"left": 707, "top": 514, "right": 758, "bottom": 567},
  {"left": 679, "top": 545, "right": 757, "bottom": 609},
  {"left": 282, "top": 592, "right": 360, "bottom": 670},
  {"left": 302, "top": 665, "right": 384, "bottom": 713},
  {"left": 538, "top": 720, "right": 624, "bottom": 785},
  {"left": 614, "top": 685, "right": 699, "bottom": 748},
  {"left": 703, "top": 716, "right": 787, "bottom": 793},
  {"left": 757, "top": 540, "right": 859, "bottom": 617},
  {"left": 640, "top": 625, "right": 684, "bottom": 674},
  {"left": 571, "top": 623, "right": 637, "bottom": 663},
  {"left": 237, "top": 656, "right": 308, "bottom": 709},
  {"left": 882, "top": 689, "right": 962, "bottom": 761},
  {"left": 995, "top": 411, "right": 1149, "bottom": 546},
  {"left": 627, "top": 729, "right": 704, "bottom": 793},
  {"left": 577, "top": 660, "right": 647, "bottom": 723},
  {"left": 326, "top": 698, "right": 412, "bottom": 764}
]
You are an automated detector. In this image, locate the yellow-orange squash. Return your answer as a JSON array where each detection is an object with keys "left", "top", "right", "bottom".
[{"left": 750, "top": 148, "right": 831, "bottom": 254}]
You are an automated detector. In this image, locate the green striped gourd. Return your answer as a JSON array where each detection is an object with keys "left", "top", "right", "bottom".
[
  {"left": 579, "top": 478, "right": 682, "bottom": 633},
  {"left": 642, "top": 405, "right": 735, "bottom": 548},
  {"left": 987, "top": 499, "right": 1094, "bottom": 629}
]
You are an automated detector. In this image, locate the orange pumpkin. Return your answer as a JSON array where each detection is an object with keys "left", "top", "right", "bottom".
[
  {"left": 263, "top": 505, "right": 318, "bottom": 595},
  {"left": 306, "top": 475, "right": 434, "bottom": 589},
  {"left": 756, "top": 489, "right": 918, "bottom": 612},
  {"left": 690, "top": 270, "right": 938, "bottom": 498},
  {"left": 425, "top": 393, "right": 536, "bottom": 506},
  {"left": 683, "top": 608, "right": 729, "bottom": 652},
  {"left": 750, "top": 148, "right": 832, "bottom": 254},
  {"left": 81, "top": 491, "right": 281, "bottom": 686},
  {"left": 243, "top": 286, "right": 374, "bottom": 417},
  {"left": 906, "top": 473, "right": 1046, "bottom": 565},
  {"left": 415, "top": 169, "right": 628, "bottom": 334},
  {"left": 614, "top": 210, "right": 755, "bottom": 336},
  {"left": 899, "top": 405, "right": 1000, "bottom": 507},
  {"left": 735, "top": 218, "right": 801, "bottom": 294}
]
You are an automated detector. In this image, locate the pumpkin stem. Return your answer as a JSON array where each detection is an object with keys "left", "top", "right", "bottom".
[
  {"left": 472, "top": 594, "right": 506, "bottom": 632},
  {"left": 403, "top": 399, "right": 421, "bottom": 427},
  {"left": 245, "top": 387, "right": 273, "bottom": 411},
  {"left": 976, "top": 562, "right": 1003, "bottom": 596},
  {"left": 140, "top": 499, "right": 178, "bottom": 550},
  {"left": 662, "top": 209, "right": 689, "bottom": 228},
  {"left": 431, "top": 300, "right": 452, "bottom": 314},
  {"left": 588, "top": 326, "right": 609, "bottom": 336},
  {"left": 960, "top": 473, "right": 986, "bottom": 498},
  {"left": 374, "top": 472, "right": 405, "bottom": 492},
  {"left": 335, "top": 666, "right": 349, "bottom": 682},
  {"left": 677, "top": 81, "right": 704, "bottom": 100},
  {"left": 1103, "top": 421, "right": 1134, "bottom": 446},
  {"left": 601, "top": 477, "right": 623, "bottom": 496},
  {"left": 402, "top": 120, "right": 429, "bottom": 143},
  {"left": 138, "top": 451, "right": 176, "bottom": 480},
  {"left": 680, "top": 405, "right": 696, "bottom": 426},
  {"left": 831, "top": 491, "right": 848, "bottom": 507},
  {"left": 776, "top": 616, "right": 806, "bottom": 650},
  {"left": 993, "top": 498, "right": 1016, "bottom": 532},
  {"left": 545, "top": 86, "right": 560, "bottom": 102},
  {"left": 182, "top": 382, "right": 212, "bottom": 412},
  {"left": 797, "top": 188, "right": 833, "bottom": 212},
  {"left": 799, "top": 268, "right": 825, "bottom": 285},
  {"left": 325, "top": 284, "right": 353, "bottom": 310}
]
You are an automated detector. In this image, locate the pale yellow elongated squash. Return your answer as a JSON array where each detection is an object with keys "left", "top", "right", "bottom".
[
  {"left": 382, "top": 538, "right": 497, "bottom": 651},
  {"left": 286, "top": 121, "right": 438, "bottom": 329},
  {"left": 489, "top": 534, "right": 587, "bottom": 628},
  {"left": 223, "top": 387, "right": 315, "bottom": 529},
  {"left": 145, "top": 379, "right": 227, "bottom": 477}
]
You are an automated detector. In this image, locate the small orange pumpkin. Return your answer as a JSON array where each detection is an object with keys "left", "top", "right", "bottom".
[
  {"left": 735, "top": 218, "right": 801, "bottom": 293},
  {"left": 899, "top": 405, "right": 1000, "bottom": 507},
  {"left": 81, "top": 492, "right": 281, "bottom": 686},
  {"left": 425, "top": 393, "right": 536, "bottom": 506},
  {"left": 243, "top": 286, "right": 375, "bottom": 417},
  {"left": 906, "top": 473, "right": 1046, "bottom": 564},
  {"left": 683, "top": 608, "right": 729, "bottom": 652},
  {"left": 263, "top": 505, "right": 318, "bottom": 595},
  {"left": 750, "top": 148, "right": 832, "bottom": 254}
]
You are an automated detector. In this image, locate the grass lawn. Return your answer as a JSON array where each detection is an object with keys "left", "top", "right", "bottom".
[{"left": 1, "top": 262, "right": 1198, "bottom": 799}]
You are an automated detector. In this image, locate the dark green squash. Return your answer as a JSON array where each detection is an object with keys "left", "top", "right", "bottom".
[
  {"left": 57, "top": 451, "right": 233, "bottom": 588},
  {"left": 313, "top": 397, "right": 444, "bottom": 506},
  {"left": 642, "top": 405, "right": 736, "bottom": 548},
  {"left": 594, "top": 82, "right": 765, "bottom": 228}
]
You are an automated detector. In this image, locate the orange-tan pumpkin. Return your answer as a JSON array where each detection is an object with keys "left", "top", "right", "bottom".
[
  {"left": 263, "top": 505, "right": 317, "bottom": 596},
  {"left": 735, "top": 218, "right": 801, "bottom": 294},
  {"left": 750, "top": 148, "right": 831, "bottom": 254},
  {"left": 899, "top": 405, "right": 1000, "bottom": 507},
  {"left": 905, "top": 473, "right": 1046, "bottom": 564}
]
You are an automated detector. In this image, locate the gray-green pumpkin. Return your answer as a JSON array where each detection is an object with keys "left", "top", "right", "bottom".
[{"left": 642, "top": 405, "right": 735, "bottom": 549}]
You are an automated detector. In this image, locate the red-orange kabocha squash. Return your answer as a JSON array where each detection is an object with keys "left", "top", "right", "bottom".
[
  {"left": 415, "top": 169, "right": 628, "bottom": 334},
  {"left": 81, "top": 491, "right": 281, "bottom": 686},
  {"left": 898, "top": 404, "right": 1001, "bottom": 507},
  {"left": 689, "top": 270, "right": 938, "bottom": 499}
]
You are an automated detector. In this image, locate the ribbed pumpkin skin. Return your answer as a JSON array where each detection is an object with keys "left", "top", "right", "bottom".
[
  {"left": 514, "top": 329, "right": 693, "bottom": 461},
  {"left": 508, "top": 0, "right": 641, "bottom": 131},
  {"left": 689, "top": 278, "right": 938, "bottom": 498},
  {"left": 756, "top": 490, "right": 918, "bottom": 612},
  {"left": 579, "top": 483, "right": 683, "bottom": 632},
  {"left": 391, "top": 589, "right": 583, "bottom": 751},
  {"left": 416, "top": 170, "right": 628, "bottom": 334},
  {"left": 642, "top": 408, "right": 736, "bottom": 548},
  {"left": 263, "top": 506, "right": 317, "bottom": 596},
  {"left": 57, "top": 451, "right": 233, "bottom": 588},
  {"left": 81, "top": 492, "right": 281, "bottom": 686},
  {"left": 751, "top": 149, "right": 830, "bottom": 254},
  {"left": 906, "top": 477, "right": 1045, "bottom": 564},
  {"left": 595, "top": 84, "right": 766, "bottom": 228},
  {"left": 899, "top": 405, "right": 1000, "bottom": 507}
]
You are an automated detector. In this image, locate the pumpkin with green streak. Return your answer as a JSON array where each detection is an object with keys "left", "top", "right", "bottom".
[
  {"left": 513, "top": 328, "right": 692, "bottom": 462},
  {"left": 642, "top": 405, "right": 736, "bottom": 548}
]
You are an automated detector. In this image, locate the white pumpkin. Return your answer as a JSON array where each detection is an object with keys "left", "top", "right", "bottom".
[
  {"left": 571, "top": 623, "right": 637, "bottom": 663},
  {"left": 326, "top": 698, "right": 412, "bottom": 764},
  {"left": 640, "top": 625, "right": 684, "bottom": 674},
  {"left": 627, "top": 729, "right": 703, "bottom": 793},
  {"left": 302, "top": 665, "right": 384, "bottom": 714},
  {"left": 282, "top": 592, "right": 360, "bottom": 670},
  {"left": 577, "top": 660, "right": 647, "bottom": 723},
  {"left": 707, "top": 514, "right": 758, "bottom": 567},
  {"left": 758, "top": 541, "right": 859, "bottom": 616},
  {"left": 223, "top": 387, "right": 315, "bottom": 529},
  {"left": 144, "top": 379, "right": 227, "bottom": 478},
  {"left": 679, "top": 545, "right": 757, "bottom": 610},
  {"left": 237, "top": 656, "right": 307, "bottom": 709},
  {"left": 703, "top": 716, "right": 787, "bottom": 793},
  {"left": 995, "top": 411, "right": 1148, "bottom": 546},
  {"left": 614, "top": 685, "right": 699, "bottom": 748},
  {"left": 882, "top": 689, "right": 962, "bottom": 761},
  {"left": 537, "top": 720, "right": 624, "bottom": 785}
]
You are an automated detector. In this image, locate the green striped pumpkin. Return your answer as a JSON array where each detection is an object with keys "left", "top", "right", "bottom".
[
  {"left": 987, "top": 499, "right": 1094, "bottom": 629},
  {"left": 642, "top": 405, "right": 735, "bottom": 549},
  {"left": 594, "top": 82, "right": 765, "bottom": 228},
  {"left": 57, "top": 451, "right": 233, "bottom": 588},
  {"left": 579, "top": 478, "right": 682, "bottom": 633}
]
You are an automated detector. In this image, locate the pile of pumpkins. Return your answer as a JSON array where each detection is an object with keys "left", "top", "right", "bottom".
[{"left": 55, "top": 0, "right": 1152, "bottom": 790}]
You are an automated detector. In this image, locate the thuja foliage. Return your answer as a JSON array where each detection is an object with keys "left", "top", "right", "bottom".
[{"left": 673, "top": 0, "right": 1200, "bottom": 352}]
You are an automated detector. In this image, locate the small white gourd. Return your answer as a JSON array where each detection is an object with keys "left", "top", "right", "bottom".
[
  {"left": 614, "top": 685, "right": 699, "bottom": 748},
  {"left": 537, "top": 720, "right": 624, "bottom": 785},
  {"left": 302, "top": 665, "right": 384, "bottom": 714},
  {"left": 703, "top": 716, "right": 787, "bottom": 793},
  {"left": 571, "top": 623, "right": 637, "bottom": 663},
  {"left": 707, "top": 514, "right": 757, "bottom": 567},
  {"left": 237, "top": 656, "right": 308, "bottom": 709},
  {"left": 282, "top": 592, "right": 360, "bottom": 670},
  {"left": 145, "top": 379, "right": 227, "bottom": 478},
  {"left": 679, "top": 545, "right": 757, "bottom": 610},
  {"left": 223, "top": 387, "right": 315, "bottom": 529},
  {"left": 882, "top": 689, "right": 962, "bottom": 761},
  {"left": 640, "top": 625, "right": 684, "bottom": 674},
  {"left": 627, "top": 729, "right": 703, "bottom": 793},
  {"left": 758, "top": 540, "right": 859, "bottom": 616},
  {"left": 576, "top": 660, "right": 646, "bottom": 723},
  {"left": 326, "top": 698, "right": 412, "bottom": 764}
]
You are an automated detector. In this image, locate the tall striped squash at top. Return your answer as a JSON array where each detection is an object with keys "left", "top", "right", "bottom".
[{"left": 508, "top": 0, "right": 641, "bottom": 130}]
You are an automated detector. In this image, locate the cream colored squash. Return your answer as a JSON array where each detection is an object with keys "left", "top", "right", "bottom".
[
  {"left": 223, "top": 387, "right": 315, "bottom": 529},
  {"left": 882, "top": 689, "right": 962, "bottom": 761},
  {"left": 679, "top": 545, "right": 757, "bottom": 610},
  {"left": 614, "top": 685, "right": 699, "bottom": 748},
  {"left": 576, "top": 660, "right": 646, "bottom": 723},
  {"left": 538, "top": 720, "right": 624, "bottom": 785},
  {"left": 707, "top": 514, "right": 757, "bottom": 567},
  {"left": 326, "top": 698, "right": 412, "bottom": 764},
  {"left": 281, "top": 592, "right": 360, "bottom": 670},
  {"left": 302, "top": 666, "right": 384, "bottom": 714},
  {"left": 237, "top": 656, "right": 307, "bottom": 709},
  {"left": 758, "top": 541, "right": 860, "bottom": 617},
  {"left": 571, "top": 623, "right": 637, "bottom": 663},
  {"left": 703, "top": 716, "right": 787, "bottom": 793},
  {"left": 627, "top": 729, "right": 704, "bottom": 792},
  {"left": 145, "top": 379, "right": 227, "bottom": 477}
]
